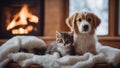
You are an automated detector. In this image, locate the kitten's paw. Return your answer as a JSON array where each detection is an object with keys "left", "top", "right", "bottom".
[{"left": 53, "top": 52, "right": 60, "bottom": 58}]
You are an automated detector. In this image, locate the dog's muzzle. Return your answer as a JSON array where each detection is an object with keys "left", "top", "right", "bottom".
[{"left": 78, "top": 21, "right": 91, "bottom": 33}]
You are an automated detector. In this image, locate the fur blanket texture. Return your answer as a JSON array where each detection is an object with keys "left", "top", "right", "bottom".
[{"left": 0, "top": 36, "right": 120, "bottom": 68}]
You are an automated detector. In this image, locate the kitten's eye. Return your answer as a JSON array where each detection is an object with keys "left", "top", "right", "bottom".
[
  {"left": 57, "top": 39, "right": 63, "bottom": 43},
  {"left": 78, "top": 18, "right": 82, "bottom": 22},
  {"left": 59, "top": 39, "right": 63, "bottom": 43}
]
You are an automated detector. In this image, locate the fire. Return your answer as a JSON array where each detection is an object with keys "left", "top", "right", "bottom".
[{"left": 6, "top": 4, "right": 39, "bottom": 34}]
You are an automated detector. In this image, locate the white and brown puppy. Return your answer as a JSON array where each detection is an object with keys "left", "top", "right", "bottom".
[{"left": 66, "top": 11, "right": 101, "bottom": 55}]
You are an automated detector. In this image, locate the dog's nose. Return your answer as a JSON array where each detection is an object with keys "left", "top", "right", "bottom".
[{"left": 83, "top": 25, "right": 89, "bottom": 31}]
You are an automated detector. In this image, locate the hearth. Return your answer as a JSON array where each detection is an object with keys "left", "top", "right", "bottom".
[{"left": 0, "top": 0, "right": 44, "bottom": 39}]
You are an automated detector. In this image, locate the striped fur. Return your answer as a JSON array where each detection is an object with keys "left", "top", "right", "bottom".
[{"left": 46, "top": 31, "right": 75, "bottom": 57}]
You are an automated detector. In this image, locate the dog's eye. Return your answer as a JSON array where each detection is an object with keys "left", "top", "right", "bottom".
[
  {"left": 87, "top": 18, "right": 91, "bottom": 22},
  {"left": 78, "top": 18, "right": 82, "bottom": 22}
]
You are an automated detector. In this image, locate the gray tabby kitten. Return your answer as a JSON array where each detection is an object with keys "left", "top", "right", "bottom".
[{"left": 46, "top": 31, "right": 75, "bottom": 57}]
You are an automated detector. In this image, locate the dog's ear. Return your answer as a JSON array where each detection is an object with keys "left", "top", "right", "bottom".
[
  {"left": 93, "top": 14, "right": 101, "bottom": 28},
  {"left": 66, "top": 13, "right": 79, "bottom": 31}
]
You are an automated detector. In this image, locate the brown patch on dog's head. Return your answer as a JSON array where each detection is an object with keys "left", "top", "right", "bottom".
[
  {"left": 85, "top": 13, "right": 101, "bottom": 34},
  {"left": 66, "top": 11, "right": 101, "bottom": 35},
  {"left": 91, "top": 13, "right": 101, "bottom": 28},
  {"left": 66, "top": 13, "right": 79, "bottom": 33}
]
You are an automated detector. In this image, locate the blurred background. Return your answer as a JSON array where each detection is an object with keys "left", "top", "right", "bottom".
[{"left": 0, "top": 0, "right": 119, "bottom": 48}]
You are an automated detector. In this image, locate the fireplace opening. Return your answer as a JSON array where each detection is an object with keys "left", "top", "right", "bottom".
[{"left": 0, "top": 0, "right": 44, "bottom": 39}]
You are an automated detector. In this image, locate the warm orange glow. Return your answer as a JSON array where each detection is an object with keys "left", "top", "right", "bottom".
[
  {"left": 26, "top": 25, "right": 33, "bottom": 32},
  {"left": 7, "top": 4, "right": 39, "bottom": 34},
  {"left": 12, "top": 28, "right": 28, "bottom": 34}
]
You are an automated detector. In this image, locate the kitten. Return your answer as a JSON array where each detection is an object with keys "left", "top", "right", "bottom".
[{"left": 46, "top": 31, "right": 75, "bottom": 57}]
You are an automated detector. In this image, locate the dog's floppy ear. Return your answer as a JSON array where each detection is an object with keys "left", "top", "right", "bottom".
[
  {"left": 93, "top": 14, "right": 101, "bottom": 28},
  {"left": 66, "top": 13, "right": 79, "bottom": 31}
]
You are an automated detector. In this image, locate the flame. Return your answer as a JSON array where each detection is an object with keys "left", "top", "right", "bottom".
[
  {"left": 12, "top": 28, "right": 28, "bottom": 34},
  {"left": 6, "top": 4, "right": 39, "bottom": 34}
]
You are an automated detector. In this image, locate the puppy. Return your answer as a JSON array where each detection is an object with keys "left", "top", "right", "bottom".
[{"left": 66, "top": 11, "right": 101, "bottom": 55}]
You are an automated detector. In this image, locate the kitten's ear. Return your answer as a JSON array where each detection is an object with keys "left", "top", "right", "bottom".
[
  {"left": 69, "top": 31, "right": 74, "bottom": 36},
  {"left": 56, "top": 31, "right": 61, "bottom": 38}
]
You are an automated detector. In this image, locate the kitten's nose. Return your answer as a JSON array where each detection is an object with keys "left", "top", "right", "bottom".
[{"left": 64, "top": 43, "right": 66, "bottom": 46}]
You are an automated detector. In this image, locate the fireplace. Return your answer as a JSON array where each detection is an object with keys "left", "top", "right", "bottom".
[{"left": 0, "top": 0, "right": 44, "bottom": 39}]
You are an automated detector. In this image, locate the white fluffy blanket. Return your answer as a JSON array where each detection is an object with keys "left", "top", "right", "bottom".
[{"left": 0, "top": 36, "right": 120, "bottom": 68}]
